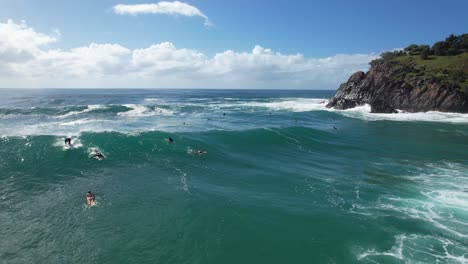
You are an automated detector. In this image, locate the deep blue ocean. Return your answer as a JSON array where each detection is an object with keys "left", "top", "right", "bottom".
[{"left": 0, "top": 89, "right": 467, "bottom": 263}]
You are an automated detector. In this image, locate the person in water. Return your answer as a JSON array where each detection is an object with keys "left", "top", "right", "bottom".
[
  {"left": 90, "top": 149, "right": 104, "bottom": 160},
  {"left": 64, "top": 137, "right": 72, "bottom": 146},
  {"left": 167, "top": 136, "right": 174, "bottom": 144},
  {"left": 86, "top": 191, "right": 95, "bottom": 205},
  {"left": 192, "top": 150, "right": 208, "bottom": 155}
]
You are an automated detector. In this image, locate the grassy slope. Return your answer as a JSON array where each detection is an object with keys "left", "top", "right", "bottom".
[{"left": 393, "top": 53, "right": 468, "bottom": 92}]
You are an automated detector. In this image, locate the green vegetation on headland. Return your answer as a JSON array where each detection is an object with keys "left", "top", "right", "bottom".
[{"left": 370, "top": 34, "right": 468, "bottom": 93}]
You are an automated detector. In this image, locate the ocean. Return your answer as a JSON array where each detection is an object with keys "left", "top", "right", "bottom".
[{"left": 0, "top": 89, "right": 467, "bottom": 263}]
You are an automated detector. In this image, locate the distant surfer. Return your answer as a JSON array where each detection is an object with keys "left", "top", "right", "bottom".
[
  {"left": 85, "top": 191, "right": 96, "bottom": 206},
  {"left": 223, "top": 112, "right": 226, "bottom": 116},
  {"left": 166, "top": 136, "right": 174, "bottom": 144},
  {"left": 333, "top": 126, "right": 338, "bottom": 130},
  {"left": 191, "top": 150, "right": 208, "bottom": 155},
  {"left": 65, "top": 137, "right": 72, "bottom": 147},
  {"left": 90, "top": 148, "right": 105, "bottom": 160}
]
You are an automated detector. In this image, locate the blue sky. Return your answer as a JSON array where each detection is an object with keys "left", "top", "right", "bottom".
[{"left": 0, "top": 0, "right": 466, "bottom": 89}]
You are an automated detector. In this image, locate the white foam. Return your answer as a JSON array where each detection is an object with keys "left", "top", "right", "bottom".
[
  {"left": 377, "top": 199, "right": 468, "bottom": 238},
  {"left": 58, "top": 118, "right": 99, "bottom": 126},
  {"left": 358, "top": 234, "right": 468, "bottom": 263},
  {"left": 423, "top": 190, "right": 468, "bottom": 211},
  {"left": 233, "top": 98, "right": 328, "bottom": 112},
  {"left": 358, "top": 234, "right": 405, "bottom": 260},
  {"left": 118, "top": 104, "right": 175, "bottom": 117},
  {"left": 144, "top": 98, "right": 163, "bottom": 102},
  {"left": 217, "top": 98, "right": 468, "bottom": 123},
  {"left": 53, "top": 137, "right": 83, "bottom": 150},
  {"left": 331, "top": 104, "right": 468, "bottom": 123},
  {"left": 56, "top": 104, "right": 106, "bottom": 118},
  {"left": 354, "top": 161, "right": 468, "bottom": 263}
]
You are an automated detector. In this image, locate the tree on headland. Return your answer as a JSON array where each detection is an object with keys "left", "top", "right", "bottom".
[
  {"left": 432, "top": 41, "right": 449, "bottom": 55},
  {"left": 370, "top": 33, "right": 467, "bottom": 65},
  {"left": 420, "top": 47, "right": 430, "bottom": 60},
  {"left": 431, "top": 34, "right": 468, "bottom": 56},
  {"left": 405, "top": 44, "right": 422, "bottom": 55},
  {"left": 370, "top": 50, "right": 405, "bottom": 65},
  {"left": 404, "top": 44, "right": 430, "bottom": 55},
  {"left": 404, "top": 44, "right": 419, "bottom": 55}
]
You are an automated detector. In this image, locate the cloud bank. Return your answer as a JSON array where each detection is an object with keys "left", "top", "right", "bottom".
[
  {"left": 113, "top": 1, "right": 211, "bottom": 26},
  {"left": 0, "top": 20, "right": 378, "bottom": 89}
]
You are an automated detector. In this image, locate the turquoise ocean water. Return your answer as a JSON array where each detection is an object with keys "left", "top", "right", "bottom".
[{"left": 0, "top": 89, "right": 467, "bottom": 263}]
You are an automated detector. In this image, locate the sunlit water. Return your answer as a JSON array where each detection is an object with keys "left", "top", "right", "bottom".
[{"left": 0, "top": 89, "right": 467, "bottom": 263}]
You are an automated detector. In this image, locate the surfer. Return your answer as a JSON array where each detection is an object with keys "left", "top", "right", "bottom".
[
  {"left": 192, "top": 150, "right": 208, "bottom": 155},
  {"left": 64, "top": 137, "right": 72, "bottom": 146},
  {"left": 90, "top": 148, "right": 105, "bottom": 160},
  {"left": 167, "top": 136, "right": 174, "bottom": 144},
  {"left": 85, "top": 191, "right": 95, "bottom": 206}
]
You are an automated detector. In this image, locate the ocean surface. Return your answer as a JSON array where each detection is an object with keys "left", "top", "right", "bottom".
[{"left": 0, "top": 89, "right": 467, "bottom": 264}]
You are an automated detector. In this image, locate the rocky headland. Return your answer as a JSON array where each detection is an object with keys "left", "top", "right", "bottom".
[{"left": 327, "top": 34, "right": 468, "bottom": 113}]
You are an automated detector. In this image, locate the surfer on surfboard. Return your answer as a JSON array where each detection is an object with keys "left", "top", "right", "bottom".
[
  {"left": 65, "top": 137, "right": 72, "bottom": 147},
  {"left": 86, "top": 191, "right": 96, "bottom": 206}
]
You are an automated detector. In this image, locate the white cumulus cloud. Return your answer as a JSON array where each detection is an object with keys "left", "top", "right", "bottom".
[
  {"left": 0, "top": 20, "right": 379, "bottom": 89},
  {"left": 113, "top": 1, "right": 212, "bottom": 26},
  {"left": 0, "top": 19, "right": 57, "bottom": 62},
  {"left": 131, "top": 42, "right": 206, "bottom": 74}
]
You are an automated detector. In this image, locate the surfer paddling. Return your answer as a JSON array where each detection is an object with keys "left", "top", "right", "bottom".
[
  {"left": 191, "top": 150, "right": 208, "bottom": 155},
  {"left": 85, "top": 191, "right": 96, "bottom": 206},
  {"left": 90, "top": 148, "right": 105, "bottom": 160}
]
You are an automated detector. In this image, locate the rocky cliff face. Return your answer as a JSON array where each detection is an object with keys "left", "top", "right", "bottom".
[{"left": 326, "top": 60, "right": 468, "bottom": 113}]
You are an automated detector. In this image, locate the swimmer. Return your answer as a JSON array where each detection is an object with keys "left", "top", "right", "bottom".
[
  {"left": 191, "top": 150, "right": 208, "bottom": 155},
  {"left": 64, "top": 137, "right": 72, "bottom": 146},
  {"left": 90, "top": 148, "right": 105, "bottom": 160},
  {"left": 85, "top": 191, "right": 95, "bottom": 206}
]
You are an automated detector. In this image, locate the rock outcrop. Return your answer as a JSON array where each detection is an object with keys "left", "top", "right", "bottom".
[{"left": 326, "top": 59, "right": 468, "bottom": 113}]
